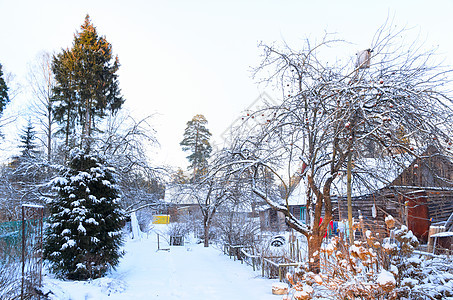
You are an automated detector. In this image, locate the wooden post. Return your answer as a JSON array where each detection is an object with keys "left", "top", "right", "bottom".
[
  {"left": 347, "top": 150, "right": 353, "bottom": 244},
  {"left": 433, "top": 236, "right": 438, "bottom": 254},
  {"left": 296, "top": 239, "right": 300, "bottom": 262},
  {"left": 157, "top": 233, "right": 160, "bottom": 250},
  {"left": 38, "top": 207, "right": 43, "bottom": 287}
]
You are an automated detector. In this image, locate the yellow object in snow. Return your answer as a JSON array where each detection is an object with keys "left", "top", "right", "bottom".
[{"left": 152, "top": 215, "right": 170, "bottom": 224}]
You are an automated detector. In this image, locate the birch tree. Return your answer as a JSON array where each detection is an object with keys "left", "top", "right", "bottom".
[{"left": 27, "top": 52, "right": 56, "bottom": 163}]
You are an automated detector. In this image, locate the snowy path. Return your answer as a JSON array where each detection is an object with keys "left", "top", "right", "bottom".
[{"left": 44, "top": 229, "right": 281, "bottom": 299}]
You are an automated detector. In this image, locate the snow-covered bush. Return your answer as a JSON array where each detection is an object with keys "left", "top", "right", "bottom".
[
  {"left": 167, "top": 222, "right": 190, "bottom": 238},
  {"left": 287, "top": 236, "right": 398, "bottom": 299},
  {"left": 396, "top": 256, "right": 453, "bottom": 299},
  {"left": 389, "top": 224, "right": 453, "bottom": 300},
  {"left": 216, "top": 213, "right": 260, "bottom": 247},
  {"left": 43, "top": 150, "right": 125, "bottom": 280},
  {"left": 283, "top": 216, "right": 423, "bottom": 299}
]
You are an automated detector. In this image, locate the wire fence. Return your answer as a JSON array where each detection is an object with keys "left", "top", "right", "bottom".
[
  {"left": 0, "top": 219, "right": 22, "bottom": 262},
  {"left": 0, "top": 204, "right": 44, "bottom": 299}
]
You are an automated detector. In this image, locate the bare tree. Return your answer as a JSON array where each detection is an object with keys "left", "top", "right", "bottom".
[
  {"left": 27, "top": 52, "right": 56, "bottom": 163},
  {"left": 172, "top": 150, "right": 250, "bottom": 247},
  {"left": 226, "top": 24, "right": 453, "bottom": 272},
  {"left": 0, "top": 67, "right": 20, "bottom": 136},
  {"left": 96, "top": 113, "right": 165, "bottom": 212}
]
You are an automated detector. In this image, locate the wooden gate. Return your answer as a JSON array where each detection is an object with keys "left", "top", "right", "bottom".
[{"left": 21, "top": 204, "right": 44, "bottom": 299}]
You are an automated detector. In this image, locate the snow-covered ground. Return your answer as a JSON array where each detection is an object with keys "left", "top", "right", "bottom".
[{"left": 43, "top": 225, "right": 281, "bottom": 299}]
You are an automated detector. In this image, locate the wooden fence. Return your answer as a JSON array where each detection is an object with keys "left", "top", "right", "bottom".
[{"left": 224, "top": 243, "right": 303, "bottom": 282}]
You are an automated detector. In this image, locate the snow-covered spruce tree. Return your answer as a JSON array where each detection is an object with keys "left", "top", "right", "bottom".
[
  {"left": 0, "top": 63, "right": 9, "bottom": 115},
  {"left": 44, "top": 149, "right": 124, "bottom": 280}
]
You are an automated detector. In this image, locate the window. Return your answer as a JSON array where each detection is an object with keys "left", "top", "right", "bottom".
[{"left": 300, "top": 207, "right": 306, "bottom": 223}]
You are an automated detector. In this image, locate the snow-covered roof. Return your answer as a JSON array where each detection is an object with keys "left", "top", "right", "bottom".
[
  {"left": 430, "top": 231, "right": 453, "bottom": 238},
  {"left": 164, "top": 184, "right": 201, "bottom": 205},
  {"left": 219, "top": 201, "right": 254, "bottom": 214},
  {"left": 286, "top": 180, "right": 307, "bottom": 206},
  {"left": 331, "top": 155, "right": 414, "bottom": 197},
  {"left": 284, "top": 154, "right": 415, "bottom": 203}
]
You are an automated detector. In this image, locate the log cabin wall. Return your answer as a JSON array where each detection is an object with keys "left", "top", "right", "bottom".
[
  {"left": 333, "top": 190, "right": 401, "bottom": 237},
  {"left": 333, "top": 146, "right": 453, "bottom": 241},
  {"left": 392, "top": 145, "right": 453, "bottom": 188}
]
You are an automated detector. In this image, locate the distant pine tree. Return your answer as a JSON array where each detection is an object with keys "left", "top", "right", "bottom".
[
  {"left": 180, "top": 114, "right": 212, "bottom": 181},
  {"left": 0, "top": 63, "right": 9, "bottom": 115},
  {"left": 44, "top": 149, "right": 124, "bottom": 280}
]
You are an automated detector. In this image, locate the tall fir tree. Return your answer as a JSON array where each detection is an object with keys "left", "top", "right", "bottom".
[
  {"left": 0, "top": 63, "right": 9, "bottom": 115},
  {"left": 180, "top": 114, "right": 212, "bottom": 181},
  {"left": 44, "top": 150, "right": 124, "bottom": 280},
  {"left": 52, "top": 15, "right": 124, "bottom": 149}
]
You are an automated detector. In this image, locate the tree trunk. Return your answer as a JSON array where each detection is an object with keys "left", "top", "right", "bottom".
[
  {"left": 65, "top": 109, "right": 70, "bottom": 149},
  {"left": 47, "top": 111, "right": 52, "bottom": 162},
  {"left": 347, "top": 150, "right": 353, "bottom": 244},
  {"left": 203, "top": 214, "right": 210, "bottom": 248},
  {"left": 307, "top": 233, "right": 323, "bottom": 273}
]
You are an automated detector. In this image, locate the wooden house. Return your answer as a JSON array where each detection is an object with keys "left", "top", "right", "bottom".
[
  {"left": 259, "top": 182, "right": 307, "bottom": 232},
  {"left": 334, "top": 146, "right": 453, "bottom": 243},
  {"left": 165, "top": 184, "right": 256, "bottom": 223},
  {"left": 164, "top": 184, "right": 201, "bottom": 222},
  {"left": 259, "top": 146, "right": 453, "bottom": 242}
]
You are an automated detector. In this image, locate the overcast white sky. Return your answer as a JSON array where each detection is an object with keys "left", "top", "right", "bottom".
[{"left": 1, "top": 0, "right": 452, "bottom": 169}]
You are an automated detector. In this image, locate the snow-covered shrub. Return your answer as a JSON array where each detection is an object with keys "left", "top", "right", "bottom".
[
  {"left": 177, "top": 209, "right": 204, "bottom": 238},
  {"left": 44, "top": 150, "right": 125, "bottom": 280},
  {"left": 167, "top": 222, "right": 190, "bottom": 238},
  {"left": 283, "top": 215, "right": 453, "bottom": 300},
  {"left": 0, "top": 259, "right": 45, "bottom": 299},
  {"left": 293, "top": 235, "right": 398, "bottom": 300},
  {"left": 216, "top": 212, "right": 260, "bottom": 247},
  {"left": 396, "top": 256, "right": 453, "bottom": 299},
  {"left": 389, "top": 225, "right": 453, "bottom": 300},
  {"left": 283, "top": 216, "right": 413, "bottom": 299}
]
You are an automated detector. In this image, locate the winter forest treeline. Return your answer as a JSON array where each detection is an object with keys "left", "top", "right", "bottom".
[{"left": 1, "top": 15, "right": 453, "bottom": 299}]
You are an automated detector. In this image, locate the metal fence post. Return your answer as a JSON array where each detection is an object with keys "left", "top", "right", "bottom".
[{"left": 21, "top": 205, "right": 25, "bottom": 300}]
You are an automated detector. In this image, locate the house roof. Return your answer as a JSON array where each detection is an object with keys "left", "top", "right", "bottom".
[
  {"left": 283, "top": 153, "right": 415, "bottom": 205},
  {"left": 164, "top": 184, "right": 201, "bottom": 205},
  {"left": 331, "top": 155, "right": 414, "bottom": 197},
  {"left": 165, "top": 184, "right": 256, "bottom": 213},
  {"left": 286, "top": 180, "right": 308, "bottom": 206}
]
